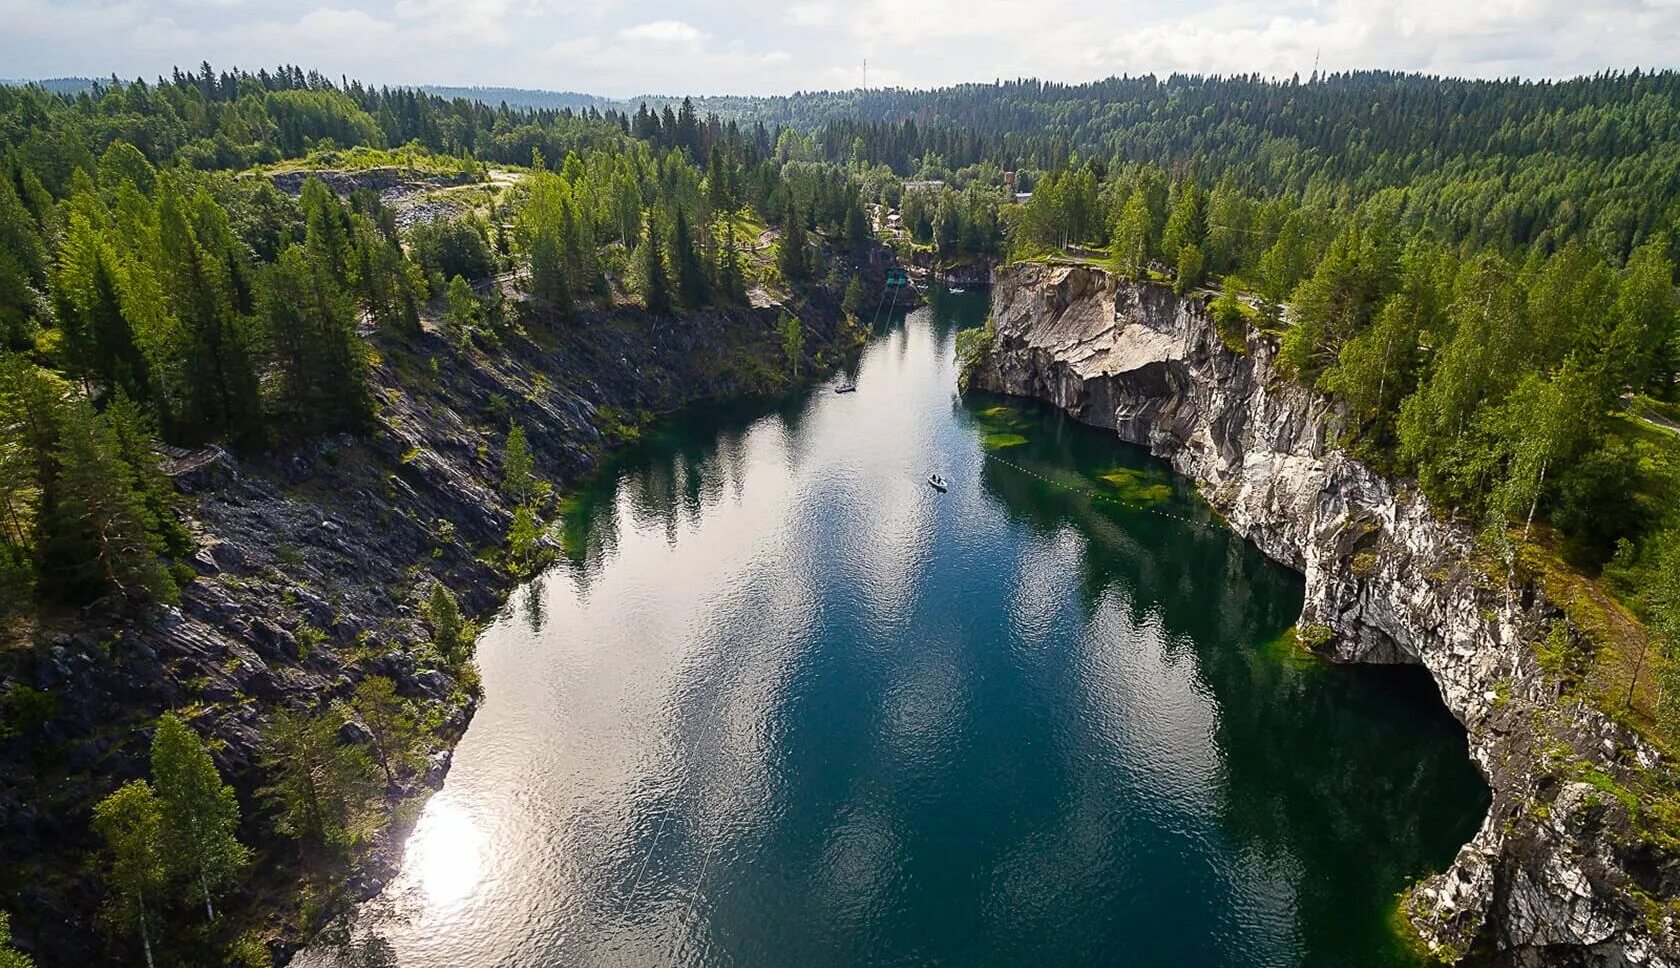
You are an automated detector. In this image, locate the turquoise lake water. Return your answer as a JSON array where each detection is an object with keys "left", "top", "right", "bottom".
[{"left": 304, "top": 289, "right": 1488, "bottom": 967}]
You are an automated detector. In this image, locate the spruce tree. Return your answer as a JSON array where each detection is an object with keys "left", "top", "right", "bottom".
[
  {"left": 526, "top": 230, "right": 573, "bottom": 323},
  {"left": 424, "top": 582, "right": 467, "bottom": 661},
  {"left": 639, "top": 215, "right": 672, "bottom": 316},
  {"left": 58, "top": 240, "right": 152, "bottom": 405},
  {"left": 151, "top": 713, "right": 249, "bottom": 922},
  {"left": 260, "top": 246, "right": 369, "bottom": 435},
  {"left": 670, "top": 209, "right": 708, "bottom": 308},
  {"left": 156, "top": 182, "right": 261, "bottom": 444},
  {"left": 715, "top": 220, "right": 745, "bottom": 303},
  {"left": 778, "top": 202, "right": 808, "bottom": 283},
  {"left": 0, "top": 177, "right": 45, "bottom": 349},
  {"left": 35, "top": 399, "right": 175, "bottom": 605},
  {"left": 502, "top": 423, "right": 533, "bottom": 506}
]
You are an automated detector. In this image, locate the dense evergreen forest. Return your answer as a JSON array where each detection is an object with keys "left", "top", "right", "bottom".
[
  {"left": 749, "top": 70, "right": 1680, "bottom": 748},
  {"left": 4, "top": 62, "right": 1680, "bottom": 964},
  {"left": 0, "top": 63, "right": 875, "bottom": 614}
]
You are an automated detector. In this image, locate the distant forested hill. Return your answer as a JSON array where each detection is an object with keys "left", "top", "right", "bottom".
[
  {"left": 0, "top": 76, "right": 97, "bottom": 95},
  {"left": 418, "top": 84, "right": 617, "bottom": 113}
]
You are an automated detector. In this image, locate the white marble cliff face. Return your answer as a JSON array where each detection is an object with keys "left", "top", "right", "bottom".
[{"left": 976, "top": 263, "right": 1678, "bottom": 967}]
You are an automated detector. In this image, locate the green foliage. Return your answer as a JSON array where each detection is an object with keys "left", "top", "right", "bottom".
[
  {"left": 1173, "top": 244, "right": 1204, "bottom": 295},
  {"left": 258, "top": 708, "right": 378, "bottom": 847},
  {"left": 638, "top": 214, "right": 672, "bottom": 316},
  {"left": 261, "top": 240, "right": 371, "bottom": 435},
  {"left": 442, "top": 275, "right": 482, "bottom": 345},
  {"left": 35, "top": 397, "right": 177, "bottom": 606},
  {"left": 506, "top": 505, "right": 546, "bottom": 572},
  {"left": 150, "top": 713, "right": 249, "bottom": 921},
  {"left": 714, "top": 219, "right": 746, "bottom": 303},
  {"left": 669, "top": 209, "right": 708, "bottom": 309},
  {"left": 1296, "top": 623, "right": 1336, "bottom": 650},
  {"left": 1109, "top": 193, "right": 1153, "bottom": 277},
  {"left": 778, "top": 312, "right": 805, "bottom": 377},
  {"left": 92, "top": 780, "right": 167, "bottom": 962},
  {"left": 501, "top": 423, "right": 533, "bottom": 506},
  {"left": 777, "top": 202, "right": 808, "bottom": 283},
  {"left": 954, "top": 318, "right": 996, "bottom": 390},
  {"left": 0, "top": 911, "right": 35, "bottom": 968},
  {"left": 0, "top": 684, "right": 56, "bottom": 740},
  {"left": 343, "top": 676, "right": 423, "bottom": 785},
  {"left": 1210, "top": 287, "right": 1248, "bottom": 354},
  {"left": 424, "top": 582, "right": 467, "bottom": 661},
  {"left": 842, "top": 276, "right": 868, "bottom": 319},
  {"left": 406, "top": 216, "right": 493, "bottom": 284}
]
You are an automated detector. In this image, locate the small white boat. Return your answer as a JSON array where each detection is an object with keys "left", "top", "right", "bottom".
[
  {"left": 949, "top": 287, "right": 966, "bottom": 294},
  {"left": 928, "top": 474, "right": 948, "bottom": 492},
  {"left": 835, "top": 383, "right": 857, "bottom": 394}
]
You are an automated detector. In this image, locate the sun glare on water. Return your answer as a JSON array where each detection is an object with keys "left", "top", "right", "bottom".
[{"left": 405, "top": 794, "right": 489, "bottom": 908}]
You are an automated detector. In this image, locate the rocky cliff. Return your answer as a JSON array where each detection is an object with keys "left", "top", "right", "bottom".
[
  {"left": 973, "top": 263, "right": 1679, "bottom": 967},
  {"left": 0, "top": 290, "right": 858, "bottom": 966}
]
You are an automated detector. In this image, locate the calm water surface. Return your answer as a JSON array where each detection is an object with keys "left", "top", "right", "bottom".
[{"left": 306, "top": 291, "right": 1488, "bottom": 967}]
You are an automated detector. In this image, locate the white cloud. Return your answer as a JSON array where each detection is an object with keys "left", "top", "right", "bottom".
[
  {"left": 4, "top": 0, "right": 1680, "bottom": 95},
  {"left": 784, "top": 2, "right": 834, "bottom": 27},
  {"left": 294, "top": 6, "right": 399, "bottom": 41},
  {"left": 618, "top": 19, "right": 706, "bottom": 46}
]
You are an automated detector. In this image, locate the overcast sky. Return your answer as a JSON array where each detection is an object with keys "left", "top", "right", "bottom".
[{"left": 5, "top": 0, "right": 1677, "bottom": 96}]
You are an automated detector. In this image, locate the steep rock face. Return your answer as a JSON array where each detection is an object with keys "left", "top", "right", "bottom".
[{"left": 973, "top": 263, "right": 1678, "bottom": 967}]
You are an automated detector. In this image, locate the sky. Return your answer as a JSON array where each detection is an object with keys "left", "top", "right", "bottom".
[{"left": 3, "top": 0, "right": 1678, "bottom": 97}]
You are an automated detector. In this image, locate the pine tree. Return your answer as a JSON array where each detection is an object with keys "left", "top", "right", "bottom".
[
  {"left": 345, "top": 677, "right": 421, "bottom": 786},
  {"left": 706, "top": 145, "right": 731, "bottom": 213},
  {"left": 92, "top": 780, "right": 166, "bottom": 968},
  {"left": 102, "top": 391, "right": 189, "bottom": 559},
  {"left": 0, "top": 176, "right": 45, "bottom": 348},
  {"left": 844, "top": 192, "right": 871, "bottom": 251},
  {"left": 525, "top": 229, "right": 573, "bottom": 323},
  {"left": 258, "top": 709, "right": 377, "bottom": 847},
  {"left": 299, "top": 178, "right": 354, "bottom": 286},
  {"left": 842, "top": 276, "right": 868, "bottom": 319},
  {"left": 639, "top": 215, "right": 672, "bottom": 315},
  {"left": 150, "top": 713, "right": 249, "bottom": 922}
]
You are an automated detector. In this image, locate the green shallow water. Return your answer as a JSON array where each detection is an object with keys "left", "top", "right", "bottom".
[{"left": 304, "top": 289, "right": 1489, "bottom": 967}]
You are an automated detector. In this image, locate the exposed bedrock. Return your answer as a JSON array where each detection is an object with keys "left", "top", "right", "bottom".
[{"left": 974, "top": 263, "right": 1679, "bottom": 967}]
